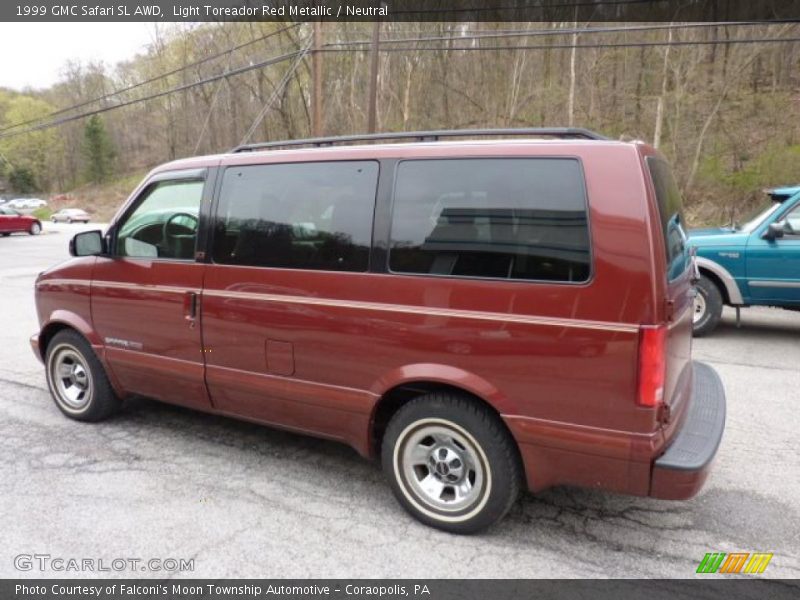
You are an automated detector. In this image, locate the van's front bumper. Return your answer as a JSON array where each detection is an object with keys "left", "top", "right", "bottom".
[{"left": 650, "top": 361, "right": 726, "bottom": 499}]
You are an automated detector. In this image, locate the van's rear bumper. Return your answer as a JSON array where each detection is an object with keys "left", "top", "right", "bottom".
[{"left": 650, "top": 361, "right": 726, "bottom": 500}]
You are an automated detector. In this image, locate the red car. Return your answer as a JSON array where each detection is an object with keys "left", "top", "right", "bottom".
[
  {"left": 0, "top": 205, "right": 42, "bottom": 235},
  {"left": 31, "top": 128, "right": 726, "bottom": 533}
]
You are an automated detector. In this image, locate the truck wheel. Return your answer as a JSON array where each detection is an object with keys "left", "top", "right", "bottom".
[
  {"left": 382, "top": 392, "right": 521, "bottom": 534},
  {"left": 693, "top": 275, "right": 723, "bottom": 337},
  {"left": 45, "top": 329, "right": 121, "bottom": 422}
]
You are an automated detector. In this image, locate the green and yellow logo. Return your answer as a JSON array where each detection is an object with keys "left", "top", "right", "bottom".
[{"left": 696, "top": 552, "right": 773, "bottom": 574}]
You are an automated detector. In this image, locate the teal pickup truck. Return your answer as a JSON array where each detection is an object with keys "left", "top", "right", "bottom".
[{"left": 689, "top": 186, "right": 800, "bottom": 335}]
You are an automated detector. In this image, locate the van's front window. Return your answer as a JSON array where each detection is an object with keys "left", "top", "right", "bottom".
[{"left": 116, "top": 180, "right": 204, "bottom": 259}]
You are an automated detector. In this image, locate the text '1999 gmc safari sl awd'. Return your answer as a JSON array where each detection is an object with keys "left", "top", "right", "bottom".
[
  {"left": 690, "top": 186, "right": 800, "bottom": 336},
  {"left": 31, "top": 129, "right": 726, "bottom": 533}
]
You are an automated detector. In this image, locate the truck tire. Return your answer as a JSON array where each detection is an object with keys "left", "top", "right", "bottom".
[{"left": 693, "top": 275, "right": 724, "bottom": 337}]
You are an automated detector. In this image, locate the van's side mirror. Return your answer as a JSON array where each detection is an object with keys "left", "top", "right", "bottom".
[
  {"left": 763, "top": 222, "right": 785, "bottom": 241},
  {"left": 69, "top": 230, "right": 105, "bottom": 256}
]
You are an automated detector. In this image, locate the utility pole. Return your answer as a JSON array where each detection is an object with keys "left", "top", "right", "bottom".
[
  {"left": 366, "top": 18, "right": 382, "bottom": 133},
  {"left": 312, "top": 21, "right": 324, "bottom": 137}
]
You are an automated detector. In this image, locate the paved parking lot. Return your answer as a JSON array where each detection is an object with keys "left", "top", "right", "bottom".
[{"left": 1, "top": 223, "right": 798, "bottom": 578}]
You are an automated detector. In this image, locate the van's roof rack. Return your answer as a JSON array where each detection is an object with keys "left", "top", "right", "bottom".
[{"left": 230, "top": 127, "right": 608, "bottom": 153}]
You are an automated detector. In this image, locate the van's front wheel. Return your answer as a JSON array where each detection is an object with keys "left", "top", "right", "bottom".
[
  {"left": 45, "top": 330, "right": 121, "bottom": 421},
  {"left": 382, "top": 393, "right": 521, "bottom": 534},
  {"left": 693, "top": 276, "right": 723, "bottom": 336}
]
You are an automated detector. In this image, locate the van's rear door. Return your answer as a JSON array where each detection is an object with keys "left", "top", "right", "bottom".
[{"left": 645, "top": 156, "right": 694, "bottom": 421}]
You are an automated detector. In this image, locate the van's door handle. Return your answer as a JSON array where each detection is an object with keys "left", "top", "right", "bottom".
[{"left": 184, "top": 291, "right": 198, "bottom": 322}]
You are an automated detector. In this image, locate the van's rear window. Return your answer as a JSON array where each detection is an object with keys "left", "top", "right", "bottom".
[
  {"left": 389, "top": 158, "right": 590, "bottom": 282},
  {"left": 646, "top": 157, "right": 689, "bottom": 280}
]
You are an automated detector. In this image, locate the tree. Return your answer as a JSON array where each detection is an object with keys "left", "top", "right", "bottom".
[
  {"left": 8, "top": 165, "right": 37, "bottom": 193},
  {"left": 0, "top": 96, "right": 59, "bottom": 190},
  {"left": 82, "top": 115, "right": 116, "bottom": 184}
]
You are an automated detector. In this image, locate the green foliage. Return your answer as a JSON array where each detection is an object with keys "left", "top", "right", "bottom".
[
  {"left": 699, "top": 143, "right": 800, "bottom": 194},
  {"left": 0, "top": 95, "right": 60, "bottom": 191},
  {"left": 82, "top": 115, "right": 117, "bottom": 184},
  {"left": 8, "top": 165, "right": 38, "bottom": 193},
  {"left": 32, "top": 207, "right": 52, "bottom": 220}
]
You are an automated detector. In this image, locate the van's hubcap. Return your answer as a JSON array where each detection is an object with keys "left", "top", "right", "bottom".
[
  {"left": 50, "top": 347, "right": 92, "bottom": 410},
  {"left": 693, "top": 292, "right": 707, "bottom": 324},
  {"left": 400, "top": 424, "right": 484, "bottom": 512}
]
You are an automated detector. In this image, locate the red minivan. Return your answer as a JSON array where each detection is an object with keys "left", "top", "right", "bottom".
[{"left": 31, "top": 129, "right": 725, "bottom": 533}]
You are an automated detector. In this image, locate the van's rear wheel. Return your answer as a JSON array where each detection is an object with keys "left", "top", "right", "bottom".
[
  {"left": 45, "top": 330, "right": 121, "bottom": 421},
  {"left": 382, "top": 393, "right": 521, "bottom": 534},
  {"left": 693, "top": 276, "right": 723, "bottom": 337}
]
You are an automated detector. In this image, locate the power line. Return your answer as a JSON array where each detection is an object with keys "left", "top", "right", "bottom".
[
  {"left": 0, "top": 48, "right": 305, "bottom": 141},
  {"left": 320, "top": 35, "right": 800, "bottom": 53},
  {"left": 0, "top": 22, "right": 302, "bottom": 136},
  {"left": 329, "top": 21, "right": 797, "bottom": 47},
  {"left": 240, "top": 39, "right": 313, "bottom": 145},
  {"left": 8, "top": 21, "right": 783, "bottom": 137},
  {"left": 389, "top": 0, "right": 659, "bottom": 15},
  {"left": 192, "top": 41, "right": 239, "bottom": 155},
  {"left": 2, "top": 29, "right": 799, "bottom": 142}
]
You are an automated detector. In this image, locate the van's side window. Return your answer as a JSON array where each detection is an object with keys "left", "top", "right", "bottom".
[
  {"left": 389, "top": 158, "right": 590, "bottom": 282},
  {"left": 212, "top": 161, "right": 378, "bottom": 271},
  {"left": 116, "top": 179, "right": 204, "bottom": 260},
  {"left": 646, "top": 157, "right": 688, "bottom": 280}
]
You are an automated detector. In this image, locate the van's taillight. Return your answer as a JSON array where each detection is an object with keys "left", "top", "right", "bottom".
[{"left": 637, "top": 325, "right": 666, "bottom": 408}]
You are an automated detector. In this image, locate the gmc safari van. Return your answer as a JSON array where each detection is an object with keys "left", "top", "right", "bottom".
[{"left": 31, "top": 128, "right": 726, "bottom": 533}]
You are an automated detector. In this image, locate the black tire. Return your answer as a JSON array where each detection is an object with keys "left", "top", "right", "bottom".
[
  {"left": 382, "top": 392, "right": 522, "bottom": 534},
  {"left": 45, "top": 329, "right": 121, "bottom": 422},
  {"left": 1, "top": 232, "right": 9, "bottom": 237},
  {"left": 693, "top": 275, "right": 724, "bottom": 337},
  {"left": 28, "top": 221, "right": 41, "bottom": 235}
]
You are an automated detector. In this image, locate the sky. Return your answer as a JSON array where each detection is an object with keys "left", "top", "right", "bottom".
[{"left": 0, "top": 23, "right": 160, "bottom": 91}]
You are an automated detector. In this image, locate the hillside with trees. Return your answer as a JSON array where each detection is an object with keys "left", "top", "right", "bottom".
[{"left": 1, "top": 21, "right": 799, "bottom": 223}]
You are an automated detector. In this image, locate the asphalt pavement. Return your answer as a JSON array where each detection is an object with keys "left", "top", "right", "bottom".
[{"left": 1, "top": 223, "right": 798, "bottom": 578}]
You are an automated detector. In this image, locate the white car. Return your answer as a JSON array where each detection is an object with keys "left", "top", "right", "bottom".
[
  {"left": 6, "top": 198, "right": 47, "bottom": 209},
  {"left": 51, "top": 208, "right": 90, "bottom": 223}
]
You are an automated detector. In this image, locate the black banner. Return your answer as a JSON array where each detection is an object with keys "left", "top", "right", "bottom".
[
  {"left": 3, "top": 580, "right": 800, "bottom": 600},
  {"left": 4, "top": 0, "right": 800, "bottom": 22}
]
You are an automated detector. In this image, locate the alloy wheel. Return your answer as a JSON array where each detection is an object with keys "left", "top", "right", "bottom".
[
  {"left": 395, "top": 420, "right": 489, "bottom": 515},
  {"left": 48, "top": 345, "right": 93, "bottom": 412}
]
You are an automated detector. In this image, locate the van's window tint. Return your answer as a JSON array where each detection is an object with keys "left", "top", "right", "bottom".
[
  {"left": 646, "top": 157, "right": 689, "bottom": 280},
  {"left": 116, "top": 179, "right": 204, "bottom": 260},
  {"left": 389, "top": 158, "right": 590, "bottom": 282},
  {"left": 212, "top": 161, "right": 378, "bottom": 271}
]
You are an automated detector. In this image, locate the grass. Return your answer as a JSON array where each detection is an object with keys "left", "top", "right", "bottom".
[
  {"left": 47, "top": 172, "right": 147, "bottom": 222},
  {"left": 32, "top": 207, "right": 52, "bottom": 221}
]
